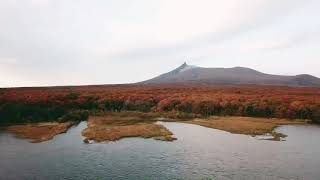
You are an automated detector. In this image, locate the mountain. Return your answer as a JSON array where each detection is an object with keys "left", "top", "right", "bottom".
[{"left": 142, "top": 62, "right": 320, "bottom": 87}]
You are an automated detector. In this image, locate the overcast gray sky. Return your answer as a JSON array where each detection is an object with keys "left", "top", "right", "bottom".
[{"left": 1, "top": 0, "right": 319, "bottom": 87}]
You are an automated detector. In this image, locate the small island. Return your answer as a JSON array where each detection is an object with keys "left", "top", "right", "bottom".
[
  {"left": 3, "top": 111, "right": 308, "bottom": 143},
  {"left": 6, "top": 122, "right": 75, "bottom": 143},
  {"left": 82, "top": 114, "right": 176, "bottom": 143}
]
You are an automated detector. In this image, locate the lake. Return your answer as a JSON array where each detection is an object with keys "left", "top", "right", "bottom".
[{"left": 0, "top": 122, "right": 320, "bottom": 180}]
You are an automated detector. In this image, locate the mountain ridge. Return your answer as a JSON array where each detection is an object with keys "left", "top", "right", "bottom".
[{"left": 141, "top": 63, "right": 320, "bottom": 87}]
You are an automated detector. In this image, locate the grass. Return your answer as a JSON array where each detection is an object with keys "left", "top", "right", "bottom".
[
  {"left": 186, "top": 116, "right": 307, "bottom": 140},
  {"left": 91, "top": 111, "right": 200, "bottom": 122},
  {"left": 4, "top": 111, "right": 308, "bottom": 143},
  {"left": 82, "top": 123, "right": 175, "bottom": 142},
  {"left": 6, "top": 122, "right": 75, "bottom": 143},
  {"left": 82, "top": 115, "right": 176, "bottom": 142}
]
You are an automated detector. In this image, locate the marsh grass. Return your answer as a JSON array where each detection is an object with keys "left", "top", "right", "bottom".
[
  {"left": 82, "top": 123, "right": 175, "bottom": 142},
  {"left": 82, "top": 112, "right": 178, "bottom": 142},
  {"left": 6, "top": 122, "right": 75, "bottom": 143},
  {"left": 187, "top": 116, "right": 307, "bottom": 140}
]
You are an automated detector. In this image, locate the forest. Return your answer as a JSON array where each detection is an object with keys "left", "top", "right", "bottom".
[{"left": 0, "top": 84, "right": 319, "bottom": 124}]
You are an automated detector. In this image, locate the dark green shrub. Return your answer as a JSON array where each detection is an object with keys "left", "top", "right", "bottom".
[
  {"left": 58, "top": 110, "right": 89, "bottom": 122},
  {"left": 65, "top": 92, "right": 80, "bottom": 100}
]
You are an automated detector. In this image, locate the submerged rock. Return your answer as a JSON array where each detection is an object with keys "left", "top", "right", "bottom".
[
  {"left": 83, "top": 139, "right": 90, "bottom": 144},
  {"left": 153, "top": 136, "right": 177, "bottom": 141}
]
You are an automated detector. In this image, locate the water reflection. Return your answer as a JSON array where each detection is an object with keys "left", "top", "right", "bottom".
[{"left": 0, "top": 122, "right": 320, "bottom": 180}]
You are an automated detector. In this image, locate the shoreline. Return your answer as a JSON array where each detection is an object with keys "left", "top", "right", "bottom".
[
  {"left": 82, "top": 114, "right": 177, "bottom": 143},
  {"left": 3, "top": 112, "right": 309, "bottom": 143},
  {"left": 184, "top": 116, "right": 307, "bottom": 141},
  {"left": 6, "top": 122, "right": 76, "bottom": 143}
]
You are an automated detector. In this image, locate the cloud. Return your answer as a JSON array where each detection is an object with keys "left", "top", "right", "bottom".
[
  {"left": 0, "top": 0, "right": 319, "bottom": 87},
  {"left": 239, "top": 30, "right": 320, "bottom": 52}
]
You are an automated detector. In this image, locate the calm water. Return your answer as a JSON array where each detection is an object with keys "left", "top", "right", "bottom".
[{"left": 1, "top": 122, "right": 320, "bottom": 180}]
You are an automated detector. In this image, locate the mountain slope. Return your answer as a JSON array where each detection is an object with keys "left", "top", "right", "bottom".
[{"left": 142, "top": 63, "right": 320, "bottom": 87}]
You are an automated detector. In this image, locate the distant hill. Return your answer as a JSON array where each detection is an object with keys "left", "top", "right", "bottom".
[{"left": 141, "top": 62, "right": 320, "bottom": 87}]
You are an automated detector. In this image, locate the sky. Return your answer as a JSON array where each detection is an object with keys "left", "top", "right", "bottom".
[{"left": 0, "top": 0, "right": 319, "bottom": 87}]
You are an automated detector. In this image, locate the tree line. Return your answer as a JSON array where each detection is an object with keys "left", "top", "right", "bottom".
[{"left": 0, "top": 85, "right": 319, "bottom": 124}]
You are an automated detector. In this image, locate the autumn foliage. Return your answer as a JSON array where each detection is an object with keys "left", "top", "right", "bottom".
[{"left": 0, "top": 84, "right": 320, "bottom": 124}]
